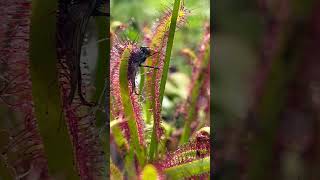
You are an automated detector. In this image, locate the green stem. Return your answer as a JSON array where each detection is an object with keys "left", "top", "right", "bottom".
[
  {"left": 148, "top": 128, "right": 158, "bottom": 161},
  {"left": 139, "top": 68, "right": 145, "bottom": 102},
  {"left": 159, "top": 0, "right": 181, "bottom": 105},
  {"left": 94, "top": 15, "right": 109, "bottom": 178},
  {"left": 149, "top": 0, "right": 181, "bottom": 162}
]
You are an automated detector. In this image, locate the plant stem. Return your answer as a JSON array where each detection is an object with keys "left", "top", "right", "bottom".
[
  {"left": 149, "top": 0, "right": 181, "bottom": 162},
  {"left": 159, "top": 0, "right": 181, "bottom": 105},
  {"left": 94, "top": 14, "right": 109, "bottom": 177}
]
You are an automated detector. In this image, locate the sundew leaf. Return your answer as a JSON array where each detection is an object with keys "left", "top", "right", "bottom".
[
  {"left": 124, "top": 147, "right": 137, "bottom": 179},
  {"left": 156, "top": 127, "right": 210, "bottom": 179},
  {"left": 147, "top": 0, "right": 189, "bottom": 161},
  {"left": 164, "top": 157, "right": 210, "bottom": 179},
  {"left": 55, "top": 1, "right": 108, "bottom": 178},
  {"left": 141, "top": 164, "right": 162, "bottom": 180},
  {"left": 110, "top": 36, "right": 146, "bottom": 148},
  {"left": 110, "top": 118, "right": 129, "bottom": 152},
  {"left": 159, "top": 0, "right": 184, "bottom": 105},
  {"left": 119, "top": 46, "right": 145, "bottom": 166},
  {"left": 110, "top": 159, "right": 123, "bottom": 180}
]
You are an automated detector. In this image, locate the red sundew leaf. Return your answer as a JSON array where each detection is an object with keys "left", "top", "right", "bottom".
[
  {"left": 110, "top": 35, "right": 145, "bottom": 146},
  {"left": 0, "top": 0, "right": 49, "bottom": 178},
  {"left": 57, "top": 53, "right": 106, "bottom": 179},
  {"left": 143, "top": 3, "right": 190, "bottom": 141},
  {"left": 55, "top": 0, "right": 109, "bottom": 177},
  {"left": 117, "top": 44, "right": 147, "bottom": 166},
  {"left": 157, "top": 131, "right": 210, "bottom": 169},
  {"left": 110, "top": 36, "right": 131, "bottom": 142},
  {"left": 153, "top": 129, "right": 210, "bottom": 179},
  {"left": 128, "top": 88, "right": 146, "bottom": 146}
]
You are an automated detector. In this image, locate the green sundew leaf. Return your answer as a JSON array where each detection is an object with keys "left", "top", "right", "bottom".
[
  {"left": 148, "top": 130, "right": 158, "bottom": 161},
  {"left": 149, "top": 0, "right": 182, "bottom": 162},
  {"left": 159, "top": 0, "right": 182, "bottom": 105},
  {"left": 139, "top": 68, "right": 145, "bottom": 103},
  {"left": 110, "top": 159, "right": 123, "bottom": 180},
  {"left": 110, "top": 119, "right": 122, "bottom": 128},
  {"left": 125, "top": 148, "right": 137, "bottom": 180},
  {"left": 29, "top": 0, "right": 78, "bottom": 179},
  {"left": 119, "top": 47, "right": 145, "bottom": 166},
  {"left": 94, "top": 14, "right": 109, "bottom": 179},
  {"left": 94, "top": 16, "right": 109, "bottom": 125},
  {"left": 110, "top": 119, "right": 128, "bottom": 151},
  {"left": 141, "top": 164, "right": 159, "bottom": 180},
  {"left": 164, "top": 157, "right": 210, "bottom": 179}
]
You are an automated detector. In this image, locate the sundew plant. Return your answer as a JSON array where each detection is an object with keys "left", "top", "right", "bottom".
[{"left": 110, "top": 0, "right": 210, "bottom": 179}]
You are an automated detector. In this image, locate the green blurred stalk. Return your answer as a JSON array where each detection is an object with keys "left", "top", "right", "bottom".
[
  {"left": 94, "top": 17, "right": 108, "bottom": 127},
  {"left": 149, "top": 0, "right": 181, "bottom": 161},
  {"left": 159, "top": 0, "right": 181, "bottom": 105},
  {"left": 110, "top": 159, "right": 123, "bottom": 180},
  {"left": 94, "top": 15, "right": 109, "bottom": 178},
  {"left": 0, "top": 155, "right": 13, "bottom": 180},
  {"left": 29, "top": 0, "right": 78, "bottom": 179},
  {"left": 139, "top": 68, "right": 145, "bottom": 102}
]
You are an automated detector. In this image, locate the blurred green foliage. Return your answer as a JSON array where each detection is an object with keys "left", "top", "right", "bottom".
[{"left": 214, "top": 0, "right": 263, "bottom": 128}]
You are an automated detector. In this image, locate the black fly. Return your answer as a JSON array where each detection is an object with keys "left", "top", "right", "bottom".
[
  {"left": 57, "top": 0, "right": 109, "bottom": 106},
  {"left": 128, "top": 46, "right": 159, "bottom": 95}
]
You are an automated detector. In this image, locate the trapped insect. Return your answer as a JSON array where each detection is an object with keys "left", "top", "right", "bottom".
[
  {"left": 56, "top": 0, "right": 109, "bottom": 106},
  {"left": 128, "top": 46, "right": 159, "bottom": 95}
]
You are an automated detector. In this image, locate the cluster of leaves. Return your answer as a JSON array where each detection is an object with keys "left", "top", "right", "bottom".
[{"left": 110, "top": 0, "right": 210, "bottom": 179}]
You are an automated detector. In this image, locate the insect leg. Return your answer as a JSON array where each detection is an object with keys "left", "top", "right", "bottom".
[
  {"left": 129, "top": 68, "right": 139, "bottom": 95},
  {"left": 132, "top": 78, "right": 139, "bottom": 95},
  {"left": 139, "top": 64, "right": 159, "bottom": 69}
]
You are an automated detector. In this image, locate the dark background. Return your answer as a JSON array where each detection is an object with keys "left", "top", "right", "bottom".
[{"left": 213, "top": 0, "right": 320, "bottom": 179}]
